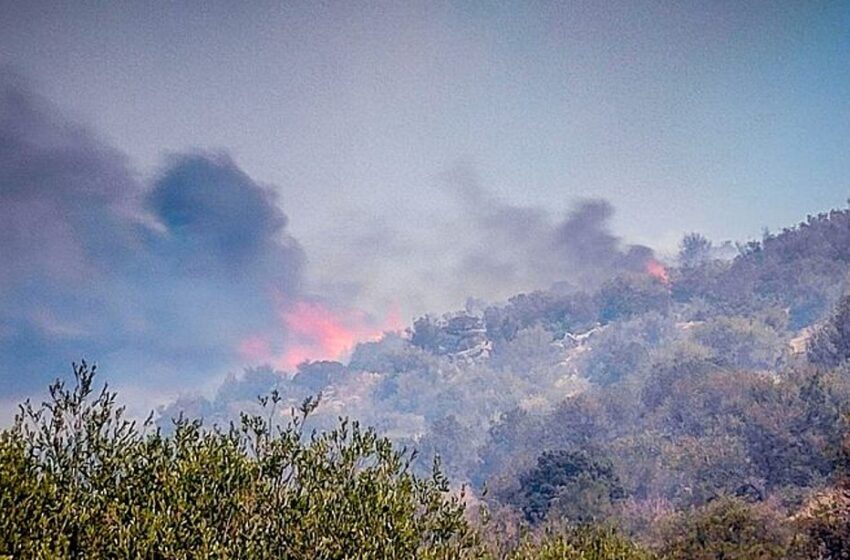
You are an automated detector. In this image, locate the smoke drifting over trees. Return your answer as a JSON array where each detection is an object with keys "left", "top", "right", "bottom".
[
  {"left": 8, "top": 71, "right": 850, "bottom": 559},
  {"left": 0, "top": 76, "right": 666, "bottom": 403},
  {"left": 0, "top": 75, "right": 305, "bottom": 396},
  {"left": 439, "top": 163, "right": 662, "bottom": 298},
  {"left": 144, "top": 202, "right": 850, "bottom": 557}
]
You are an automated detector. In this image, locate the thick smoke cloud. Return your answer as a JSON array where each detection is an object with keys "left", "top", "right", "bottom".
[
  {"left": 301, "top": 162, "right": 661, "bottom": 322},
  {"left": 147, "top": 155, "right": 302, "bottom": 283},
  {"left": 0, "top": 75, "right": 660, "bottom": 412},
  {"left": 435, "top": 163, "right": 659, "bottom": 303},
  {"left": 0, "top": 74, "right": 142, "bottom": 287},
  {"left": 0, "top": 75, "right": 304, "bottom": 396}
]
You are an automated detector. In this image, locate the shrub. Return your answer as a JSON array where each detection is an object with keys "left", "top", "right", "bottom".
[
  {"left": 656, "top": 497, "right": 803, "bottom": 560},
  {"left": 0, "top": 362, "right": 479, "bottom": 559}
]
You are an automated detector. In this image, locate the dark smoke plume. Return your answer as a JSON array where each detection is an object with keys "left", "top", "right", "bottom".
[{"left": 0, "top": 74, "right": 304, "bottom": 396}]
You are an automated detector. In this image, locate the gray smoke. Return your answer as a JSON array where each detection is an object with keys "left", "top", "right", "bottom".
[
  {"left": 0, "top": 73, "right": 304, "bottom": 396},
  {"left": 0, "top": 75, "right": 659, "bottom": 412},
  {"left": 439, "top": 162, "right": 657, "bottom": 302}
]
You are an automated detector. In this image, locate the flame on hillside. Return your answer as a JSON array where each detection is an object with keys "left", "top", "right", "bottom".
[
  {"left": 237, "top": 299, "right": 403, "bottom": 371},
  {"left": 646, "top": 258, "right": 670, "bottom": 286}
]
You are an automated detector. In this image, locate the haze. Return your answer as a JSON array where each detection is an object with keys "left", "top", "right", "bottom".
[{"left": 1, "top": 0, "right": 849, "bottom": 414}]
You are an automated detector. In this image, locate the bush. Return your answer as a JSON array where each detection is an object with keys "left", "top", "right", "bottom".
[
  {"left": 507, "top": 525, "right": 656, "bottom": 560},
  {"left": 512, "top": 449, "right": 626, "bottom": 525},
  {"left": 0, "top": 362, "right": 479, "bottom": 559},
  {"left": 656, "top": 497, "right": 803, "bottom": 560}
]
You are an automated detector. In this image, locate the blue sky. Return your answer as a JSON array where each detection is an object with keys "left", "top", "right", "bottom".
[
  {"left": 2, "top": 1, "right": 848, "bottom": 248},
  {"left": 1, "top": 0, "right": 849, "bottom": 408}
]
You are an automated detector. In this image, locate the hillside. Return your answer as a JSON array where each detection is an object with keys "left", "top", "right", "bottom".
[
  {"left": 7, "top": 206, "right": 850, "bottom": 558},
  {"left": 150, "top": 206, "right": 850, "bottom": 549}
]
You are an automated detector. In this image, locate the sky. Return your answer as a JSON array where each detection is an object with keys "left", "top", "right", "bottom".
[{"left": 1, "top": 0, "right": 849, "bottom": 412}]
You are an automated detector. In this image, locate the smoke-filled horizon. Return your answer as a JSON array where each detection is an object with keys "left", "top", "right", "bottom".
[
  {"left": 0, "top": 74, "right": 673, "bottom": 412},
  {"left": 1, "top": 1, "right": 849, "bottom": 415}
]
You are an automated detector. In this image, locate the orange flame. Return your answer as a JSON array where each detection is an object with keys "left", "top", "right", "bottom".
[
  {"left": 236, "top": 300, "right": 403, "bottom": 371},
  {"left": 646, "top": 258, "right": 670, "bottom": 286}
]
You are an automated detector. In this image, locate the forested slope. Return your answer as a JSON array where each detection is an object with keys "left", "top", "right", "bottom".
[{"left": 8, "top": 206, "right": 850, "bottom": 557}]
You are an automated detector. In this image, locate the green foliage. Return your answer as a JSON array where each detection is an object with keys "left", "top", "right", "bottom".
[
  {"left": 0, "top": 362, "right": 479, "bottom": 559},
  {"left": 14, "top": 206, "right": 850, "bottom": 557},
  {"left": 809, "top": 294, "right": 850, "bottom": 368},
  {"left": 3, "top": 362, "right": 764, "bottom": 560},
  {"left": 484, "top": 291, "right": 597, "bottom": 344},
  {"left": 692, "top": 315, "right": 784, "bottom": 370},
  {"left": 678, "top": 233, "right": 713, "bottom": 269},
  {"left": 794, "top": 423, "right": 850, "bottom": 559},
  {"left": 583, "top": 313, "right": 675, "bottom": 385},
  {"left": 507, "top": 526, "right": 656, "bottom": 560},
  {"left": 657, "top": 497, "right": 804, "bottom": 560},
  {"left": 512, "top": 449, "right": 626, "bottom": 525},
  {"left": 414, "top": 415, "right": 480, "bottom": 482},
  {"left": 596, "top": 273, "right": 671, "bottom": 324},
  {"left": 675, "top": 209, "right": 850, "bottom": 328}
]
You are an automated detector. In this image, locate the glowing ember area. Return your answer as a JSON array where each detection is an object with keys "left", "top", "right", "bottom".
[
  {"left": 646, "top": 258, "right": 670, "bottom": 286},
  {"left": 237, "top": 300, "right": 403, "bottom": 370}
]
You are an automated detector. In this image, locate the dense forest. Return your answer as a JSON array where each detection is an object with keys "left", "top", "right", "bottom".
[{"left": 7, "top": 206, "right": 850, "bottom": 558}]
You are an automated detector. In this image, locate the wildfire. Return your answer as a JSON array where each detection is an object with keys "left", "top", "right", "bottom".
[
  {"left": 237, "top": 299, "right": 403, "bottom": 371},
  {"left": 646, "top": 258, "right": 670, "bottom": 286}
]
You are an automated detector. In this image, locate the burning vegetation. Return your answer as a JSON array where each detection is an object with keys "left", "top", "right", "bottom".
[
  {"left": 11, "top": 205, "right": 844, "bottom": 558},
  {"left": 6, "top": 75, "right": 850, "bottom": 559}
]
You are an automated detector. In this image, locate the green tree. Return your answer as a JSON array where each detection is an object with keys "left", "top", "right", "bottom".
[
  {"left": 507, "top": 526, "right": 655, "bottom": 560},
  {"left": 679, "top": 233, "right": 713, "bottom": 268},
  {"left": 809, "top": 294, "right": 850, "bottom": 367},
  {"left": 657, "top": 497, "right": 802, "bottom": 560},
  {"left": 0, "top": 362, "right": 480, "bottom": 559},
  {"left": 512, "top": 449, "right": 626, "bottom": 525},
  {"left": 596, "top": 273, "right": 671, "bottom": 324}
]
